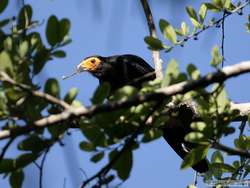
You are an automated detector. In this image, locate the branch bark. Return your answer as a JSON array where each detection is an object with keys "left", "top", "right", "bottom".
[
  {"left": 140, "top": 0, "right": 163, "bottom": 79},
  {"left": 212, "top": 142, "right": 250, "bottom": 158},
  {"left": 0, "top": 71, "right": 70, "bottom": 109},
  {"left": 1, "top": 61, "right": 250, "bottom": 140}
]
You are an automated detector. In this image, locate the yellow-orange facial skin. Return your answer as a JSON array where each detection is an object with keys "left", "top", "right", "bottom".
[{"left": 78, "top": 57, "right": 102, "bottom": 72}]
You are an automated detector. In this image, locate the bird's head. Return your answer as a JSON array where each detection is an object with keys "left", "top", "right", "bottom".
[{"left": 77, "top": 56, "right": 103, "bottom": 73}]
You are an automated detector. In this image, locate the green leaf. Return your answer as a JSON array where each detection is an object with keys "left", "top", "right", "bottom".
[
  {"left": 0, "top": 51, "right": 13, "bottom": 73},
  {"left": 190, "top": 122, "right": 207, "bottom": 132},
  {"left": 204, "top": 3, "right": 221, "bottom": 12},
  {"left": 59, "top": 19, "right": 70, "bottom": 42},
  {"left": 185, "top": 132, "right": 209, "bottom": 144},
  {"left": 80, "top": 124, "right": 107, "bottom": 147},
  {"left": 181, "top": 145, "right": 209, "bottom": 170},
  {"left": 0, "top": 153, "right": 39, "bottom": 173},
  {"left": 4, "top": 37, "right": 12, "bottom": 51},
  {"left": 90, "top": 152, "right": 104, "bottom": 163},
  {"left": 46, "top": 15, "right": 60, "bottom": 46},
  {"left": 211, "top": 151, "right": 224, "bottom": 163},
  {"left": 187, "top": 185, "right": 197, "bottom": 188},
  {"left": 159, "top": 19, "right": 177, "bottom": 44},
  {"left": 18, "top": 41, "right": 29, "bottom": 58},
  {"left": 64, "top": 87, "right": 78, "bottom": 104},
  {"left": 162, "top": 59, "right": 179, "bottom": 87},
  {"left": 223, "top": 0, "right": 231, "bottom": 9},
  {"left": 199, "top": 4, "right": 207, "bottom": 24},
  {"left": 187, "top": 64, "right": 201, "bottom": 80},
  {"left": 52, "top": 50, "right": 66, "bottom": 58},
  {"left": 210, "top": 46, "right": 223, "bottom": 67},
  {"left": 33, "top": 48, "right": 51, "bottom": 75},
  {"left": 186, "top": 6, "right": 200, "bottom": 28},
  {"left": 18, "top": 135, "right": 51, "bottom": 153},
  {"left": 91, "top": 82, "right": 110, "bottom": 105},
  {"left": 44, "top": 78, "right": 60, "bottom": 98},
  {"left": 15, "top": 153, "right": 39, "bottom": 168},
  {"left": 0, "top": 0, "right": 8, "bottom": 14},
  {"left": 10, "top": 170, "right": 24, "bottom": 188},
  {"left": 79, "top": 141, "right": 96, "bottom": 152},
  {"left": 0, "top": 159, "right": 14, "bottom": 173},
  {"left": 181, "top": 22, "right": 189, "bottom": 36},
  {"left": 142, "top": 129, "right": 162, "bottom": 143},
  {"left": 234, "top": 135, "right": 250, "bottom": 150},
  {"left": 112, "top": 86, "right": 137, "bottom": 101},
  {"left": 212, "top": 162, "right": 235, "bottom": 172},
  {"left": 109, "top": 149, "right": 133, "bottom": 180},
  {"left": 17, "top": 5, "right": 32, "bottom": 29},
  {"left": 0, "top": 18, "right": 10, "bottom": 28},
  {"left": 246, "top": 23, "right": 250, "bottom": 33},
  {"left": 144, "top": 36, "right": 165, "bottom": 50},
  {"left": 212, "top": 0, "right": 223, "bottom": 8}
]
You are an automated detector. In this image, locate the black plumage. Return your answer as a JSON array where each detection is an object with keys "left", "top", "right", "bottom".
[
  {"left": 79, "top": 54, "right": 208, "bottom": 173},
  {"left": 84, "top": 54, "right": 155, "bottom": 91}
]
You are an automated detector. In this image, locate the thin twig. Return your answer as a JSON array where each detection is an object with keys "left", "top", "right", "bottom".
[
  {"left": 0, "top": 71, "right": 70, "bottom": 109},
  {"left": 34, "top": 148, "right": 50, "bottom": 188},
  {"left": 140, "top": 0, "right": 163, "bottom": 79},
  {"left": 221, "top": 11, "right": 226, "bottom": 67},
  {"left": 239, "top": 120, "right": 247, "bottom": 136},
  {"left": 1, "top": 61, "right": 250, "bottom": 140},
  {"left": 212, "top": 142, "right": 250, "bottom": 158},
  {"left": 0, "top": 138, "right": 14, "bottom": 162}
]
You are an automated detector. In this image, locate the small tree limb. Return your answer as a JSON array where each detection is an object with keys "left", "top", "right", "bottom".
[
  {"left": 140, "top": 0, "right": 163, "bottom": 79},
  {"left": 1, "top": 61, "right": 250, "bottom": 140},
  {"left": 212, "top": 142, "right": 250, "bottom": 158},
  {"left": 0, "top": 71, "right": 71, "bottom": 109}
]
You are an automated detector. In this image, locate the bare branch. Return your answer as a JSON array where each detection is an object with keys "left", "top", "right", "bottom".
[
  {"left": 0, "top": 138, "right": 14, "bottom": 162},
  {"left": 0, "top": 71, "right": 70, "bottom": 109},
  {"left": 1, "top": 61, "right": 250, "bottom": 140},
  {"left": 140, "top": 0, "right": 163, "bottom": 79},
  {"left": 221, "top": 11, "right": 226, "bottom": 67},
  {"left": 212, "top": 142, "right": 250, "bottom": 158}
]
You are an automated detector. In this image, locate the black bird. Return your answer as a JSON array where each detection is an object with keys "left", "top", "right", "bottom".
[{"left": 78, "top": 54, "right": 208, "bottom": 173}]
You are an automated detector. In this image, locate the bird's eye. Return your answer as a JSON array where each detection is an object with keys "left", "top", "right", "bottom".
[{"left": 91, "top": 59, "right": 96, "bottom": 63}]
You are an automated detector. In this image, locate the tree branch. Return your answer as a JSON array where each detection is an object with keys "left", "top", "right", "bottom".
[
  {"left": 212, "top": 142, "right": 250, "bottom": 158},
  {"left": 0, "top": 138, "right": 14, "bottom": 162},
  {"left": 140, "top": 0, "right": 163, "bottom": 79},
  {"left": 1, "top": 61, "right": 250, "bottom": 140},
  {"left": 0, "top": 71, "right": 70, "bottom": 109}
]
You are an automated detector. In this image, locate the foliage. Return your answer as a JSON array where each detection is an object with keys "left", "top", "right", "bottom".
[{"left": 0, "top": 0, "right": 249, "bottom": 188}]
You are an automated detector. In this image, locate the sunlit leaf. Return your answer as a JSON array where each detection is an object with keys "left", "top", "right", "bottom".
[
  {"left": 186, "top": 6, "right": 200, "bottom": 28},
  {"left": 159, "top": 19, "right": 177, "bottom": 44},
  {"left": 199, "top": 4, "right": 207, "bottom": 24},
  {"left": 64, "top": 87, "right": 78, "bottom": 104},
  {"left": 91, "top": 82, "right": 110, "bottom": 105},
  {"left": 210, "top": 46, "right": 223, "bottom": 67},
  {"left": 211, "top": 151, "right": 224, "bottom": 163},
  {"left": 162, "top": 59, "right": 179, "bottom": 87},
  {"left": 181, "top": 145, "right": 209, "bottom": 169}
]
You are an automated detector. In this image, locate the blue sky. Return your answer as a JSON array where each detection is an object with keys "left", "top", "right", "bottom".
[{"left": 1, "top": 0, "right": 250, "bottom": 187}]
